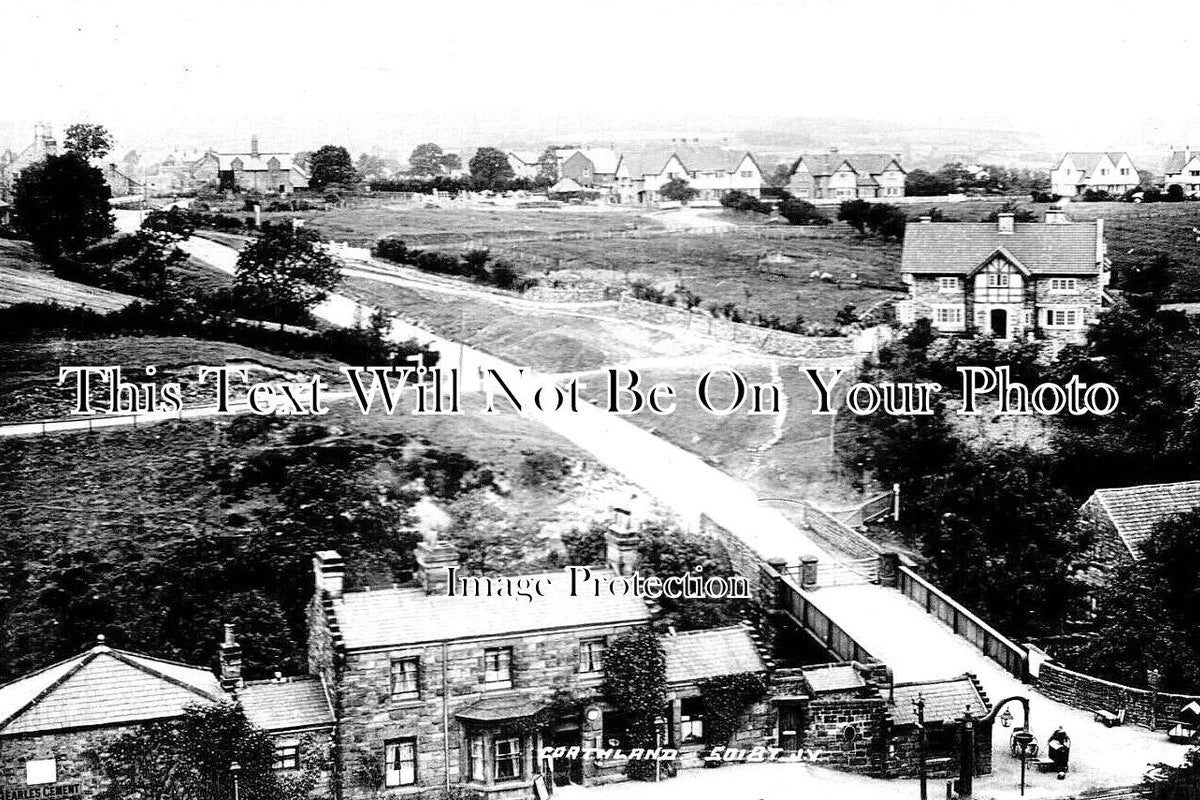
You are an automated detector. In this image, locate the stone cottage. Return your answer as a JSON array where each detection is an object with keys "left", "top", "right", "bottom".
[
  {"left": 191, "top": 135, "right": 310, "bottom": 194},
  {"left": 0, "top": 634, "right": 334, "bottom": 799},
  {"left": 897, "top": 207, "right": 1110, "bottom": 343},
  {"left": 306, "top": 516, "right": 774, "bottom": 800}
]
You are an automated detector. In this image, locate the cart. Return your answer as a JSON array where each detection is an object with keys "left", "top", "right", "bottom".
[{"left": 1009, "top": 727, "right": 1039, "bottom": 758}]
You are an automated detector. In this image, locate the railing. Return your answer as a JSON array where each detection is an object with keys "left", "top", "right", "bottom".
[
  {"left": 827, "top": 490, "right": 895, "bottom": 528},
  {"left": 813, "top": 558, "right": 880, "bottom": 587},
  {"left": 897, "top": 565, "right": 1027, "bottom": 679},
  {"left": 776, "top": 569, "right": 878, "bottom": 664}
]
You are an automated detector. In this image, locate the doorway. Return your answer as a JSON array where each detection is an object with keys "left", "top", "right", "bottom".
[{"left": 989, "top": 308, "right": 1008, "bottom": 338}]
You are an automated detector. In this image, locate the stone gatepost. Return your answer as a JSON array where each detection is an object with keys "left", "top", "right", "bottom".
[
  {"left": 799, "top": 555, "right": 819, "bottom": 590},
  {"left": 877, "top": 552, "right": 900, "bottom": 588}
]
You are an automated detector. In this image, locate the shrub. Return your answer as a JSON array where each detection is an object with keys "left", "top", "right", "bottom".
[
  {"left": 778, "top": 197, "right": 829, "bottom": 225},
  {"left": 720, "top": 190, "right": 772, "bottom": 215}
]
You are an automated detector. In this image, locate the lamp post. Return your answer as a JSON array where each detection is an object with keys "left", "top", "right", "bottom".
[
  {"left": 912, "top": 695, "right": 927, "bottom": 800},
  {"left": 1013, "top": 729, "right": 1035, "bottom": 796},
  {"left": 654, "top": 715, "right": 668, "bottom": 783},
  {"left": 229, "top": 761, "right": 241, "bottom": 800}
]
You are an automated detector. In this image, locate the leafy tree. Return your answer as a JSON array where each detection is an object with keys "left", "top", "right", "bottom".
[
  {"left": 439, "top": 152, "right": 462, "bottom": 175},
  {"left": 13, "top": 151, "right": 115, "bottom": 258},
  {"left": 90, "top": 702, "right": 311, "bottom": 800},
  {"left": 981, "top": 200, "right": 1037, "bottom": 223},
  {"left": 778, "top": 197, "right": 828, "bottom": 225},
  {"left": 445, "top": 491, "right": 526, "bottom": 573},
  {"left": 636, "top": 522, "right": 750, "bottom": 631},
  {"left": 603, "top": 628, "right": 667, "bottom": 780},
  {"left": 233, "top": 221, "right": 341, "bottom": 322},
  {"left": 659, "top": 177, "right": 698, "bottom": 203},
  {"left": 536, "top": 147, "right": 559, "bottom": 183},
  {"left": 1145, "top": 744, "right": 1200, "bottom": 798},
  {"left": 865, "top": 203, "right": 906, "bottom": 239},
  {"left": 837, "top": 198, "right": 871, "bottom": 233},
  {"left": 904, "top": 168, "right": 956, "bottom": 197},
  {"left": 1081, "top": 509, "right": 1200, "bottom": 691},
  {"left": 469, "top": 147, "right": 515, "bottom": 190},
  {"left": 763, "top": 162, "right": 793, "bottom": 189},
  {"left": 307, "top": 145, "right": 358, "bottom": 189},
  {"left": 355, "top": 153, "right": 388, "bottom": 179},
  {"left": 64, "top": 123, "right": 114, "bottom": 160},
  {"left": 409, "top": 142, "right": 447, "bottom": 177}
]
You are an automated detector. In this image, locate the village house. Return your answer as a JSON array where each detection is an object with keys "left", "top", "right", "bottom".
[
  {"left": 786, "top": 150, "right": 907, "bottom": 200},
  {"left": 1163, "top": 147, "right": 1200, "bottom": 196},
  {"left": 897, "top": 207, "right": 1109, "bottom": 343},
  {"left": 1049, "top": 152, "right": 1139, "bottom": 197},
  {"left": 102, "top": 163, "right": 142, "bottom": 197},
  {"left": 1078, "top": 480, "right": 1200, "bottom": 574},
  {"left": 0, "top": 633, "right": 335, "bottom": 799},
  {"left": 306, "top": 508, "right": 773, "bottom": 800},
  {"left": 558, "top": 148, "right": 622, "bottom": 189},
  {"left": 506, "top": 151, "right": 541, "bottom": 180},
  {"left": 0, "top": 125, "right": 59, "bottom": 200},
  {"left": 192, "top": 135, "right": 310, "bottom": 194},
  {"left": 613, "top": 146, "right": 762, "bottom": 204}
]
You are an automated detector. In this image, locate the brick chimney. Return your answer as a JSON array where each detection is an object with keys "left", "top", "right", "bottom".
[
  {"left": 997, "top": 212, "right": 1015, "bottom": 234},
  {"left": 313, "top": 550, "right": 345, "bottom": 599},
  {"left": 218, "top": 624, "right": 243, "bottom": 691},
  {"left": 1045, "top": 205, "right": 1068, "bottom": 225},
  {"left": 415, "top": 539, "right": 460, "bottom": 595},
  {"left": 605, "top": 502, "right": 640, "bottom": 577},
  {"left": 250, "top": 135, "right": 260, "bottom": 157}
]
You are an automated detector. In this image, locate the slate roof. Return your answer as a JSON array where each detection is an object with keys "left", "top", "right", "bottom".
[
  {"left": 549, "top": 177, "right": 585, "bottom": 194},
  {"left": 661, "top": 626, "right": 766, "bottom": 686},
  {"left": 329, "top": 570, "right": 652, "bottom": 650},
  {"left": 793, "top": 153, "right": 904, "bottom": 177},
  {"left": 801, "top": 663, "right": 867, "bottom": 694},
  {"left": 0, "top": 643, "right": 224, "bottom": 737},
  {"left": 562, "top": 148, "right": 621, "bottom": 174},
  {"left": 889, "top": 674, "right": 988, "bottom": 726},
  {"left": 1059, "top": 152, "right": 1135, "bottom": 180},
  {"left": 215, "top": 152, "right": 305, "bottom": 173},
  {"left": 900, "top": 221, "right": 1103, "bottom": 276},
  {"left": 1164, "top": 151, "right": 1200, "bottom": 175},
  {"left": 619, "top": 149, "right": 679, "bottom": 178},
  {"left": 1088, "top": 481, "right": 1200, "bottom": 560},
  {"left": 238, "top": 677, "right": 334, "bottom": 734},
  {"left": 673, "top": 146, "right": 751, "bottom": 175}
]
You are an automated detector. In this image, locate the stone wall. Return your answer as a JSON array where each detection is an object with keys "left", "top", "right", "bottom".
[
  {"left": 523, "top": 286, "right": 611, "bottom": 303},
  {"left": 796, "top": 502, "right": 883, "bottom": 560},
  {"left": 617, "top": 296, "right": 856, "bottom": 359},
  {"left": 886, "top": 721, "right": 992, "bottom": 780},
  {"left": 0, "top": 725, "right": 141, "bottom": 800},
  {"left": 805, "top": 696, "right": 886, "bottom": 773},
  {"left": 1033, "top": 660, "right": 1200, "bottom": 730}
]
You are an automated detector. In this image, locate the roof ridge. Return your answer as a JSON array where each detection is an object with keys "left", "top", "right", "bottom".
[
  {"left": 0, "top": 649, "right": 99, "bottom": 732},
  {"left": 1096, "top": 479, "right": 1200, "bottom": 493},
  {"left": 107, "top": 650, "right": 225, "bottom": 703}
]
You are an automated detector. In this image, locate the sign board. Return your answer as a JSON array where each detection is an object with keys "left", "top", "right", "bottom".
[{"left": 3, "top": 786, "right": 82, "bottom": 800}]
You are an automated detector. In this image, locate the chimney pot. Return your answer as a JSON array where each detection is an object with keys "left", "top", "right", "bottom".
[
  {"left": 218, "top": 624, "right": 243, "bottom": 691},
  {"left": 313, "top": 550, "right": 345, "bottom": 598}
]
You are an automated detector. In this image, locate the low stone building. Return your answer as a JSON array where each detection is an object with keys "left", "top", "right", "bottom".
[
  {"left": 0, "top": 633, "right": 334, "bottom": 799},
  {"left": 768, "top": 663, "right": 992, "bottom": 780},
  {"left": 897, "top": 207, "right": 1109, "bottom": 343}
]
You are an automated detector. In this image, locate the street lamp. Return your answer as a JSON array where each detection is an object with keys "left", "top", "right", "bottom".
[
  {"left": 229, "top": 761, "right": 241, "bottom": 800},
  {"left": 1012, "top": 729, "right": 1036, "bottom": 796},
  {"left": 999, "top": 708, "right": 1013, "bottom": 728},
  {"left": 653, "top": 715, "right": 668, "bottom": 783}
]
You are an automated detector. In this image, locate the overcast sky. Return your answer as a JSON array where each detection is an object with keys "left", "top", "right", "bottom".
[{"left": 1, "top": 0, "right": 1196, "bottom": 154}]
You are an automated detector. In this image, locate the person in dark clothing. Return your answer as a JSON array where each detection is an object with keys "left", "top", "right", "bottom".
[{"left": 1047, "top": 726, "right": 1071, "bottom": 776}]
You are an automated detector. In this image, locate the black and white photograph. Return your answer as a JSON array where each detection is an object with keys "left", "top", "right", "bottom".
[{"left": 3, "top": 1, "right": 1200, "bottom": 798}]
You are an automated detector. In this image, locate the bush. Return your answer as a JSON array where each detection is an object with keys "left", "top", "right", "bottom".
[
  {"left": 1167, "top": 184, "right": 1186, "bottom": 202},
  {"left": 720, "top": 190, "right": 772, "bottom": 215},
  {"left": 778, "top": 197, "right": 829, "bottom": 225},
  {"left": 1082, "top": 188, "right": 1113, "bottom": 202}
]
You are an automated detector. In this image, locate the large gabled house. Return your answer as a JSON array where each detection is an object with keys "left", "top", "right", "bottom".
[
  {"left": 613, "top": 146, "right": 762, "bottom": 204},
  {"left": 1163, "top": 148, "right": 1200, "bottom": 196},
  {"left": 1049, "top": 152, "right": 1139, "bottom": 197},
  {"left": 786, "top": 151, "right": 907, "bottom": 200},
  {"left": 558, "top": 148, "right": 622, "bottom": 188},
  {"left": 897, "top": 206, "right": 1109, "bottom": 343}
]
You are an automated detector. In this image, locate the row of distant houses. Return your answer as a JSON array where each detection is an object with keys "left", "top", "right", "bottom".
[
  {"left": 509, "top": 145, "right": 913, "bottom": 204},
  {"left": 1049, "top": 148, "right": 1200, "bottom": 198}
]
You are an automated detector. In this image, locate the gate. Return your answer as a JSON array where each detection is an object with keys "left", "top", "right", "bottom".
[{"left": 813, "top": 558, "right": 880, "bottom": 587}]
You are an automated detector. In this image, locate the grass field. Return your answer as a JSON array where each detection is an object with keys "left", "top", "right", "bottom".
[
  {"left": 0, "top": 337, "right": 346, "bottom": 421},
  {"left": 491, "top": 227, "right": 903, "bottom": 326},
  {"left": 262, "top": 200, "right": 659, "bottom": 246}
]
